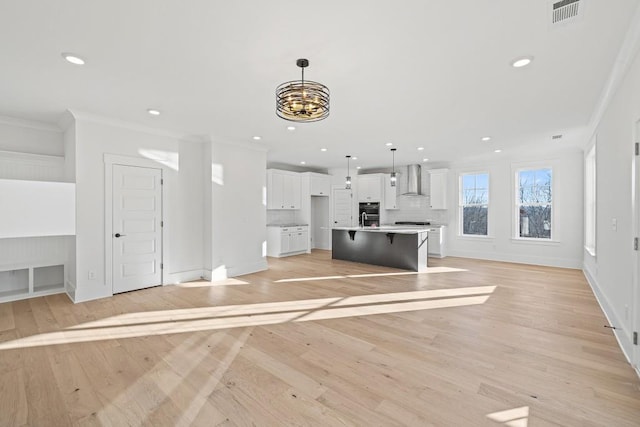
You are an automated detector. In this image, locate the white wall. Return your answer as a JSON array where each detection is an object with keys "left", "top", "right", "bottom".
[
  {"left": 0, "top": 116, "right": 63, "bottom": 156},
  {"left": 63, "top": 119, "right": 77, "bottom": 297},
  {"left": 204, "top": 140, "right": 268, "bottom": 279},
  {"left": 584, "top": 43, "right": 640, "bottom": 361},
  {"left": 446, "top": 146, "right": 584, "bottom": 269},
  {"left": 72, "top": 114, "right": 205, "bottom": 302}
]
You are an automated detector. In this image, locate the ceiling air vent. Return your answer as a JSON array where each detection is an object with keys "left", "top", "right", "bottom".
[{"left": 549, "top": 0, "right": 585, "bottom": 26}]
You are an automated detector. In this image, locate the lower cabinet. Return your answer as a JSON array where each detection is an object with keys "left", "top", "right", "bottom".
[
  {"left": 267, "top": 226, "right": 309, "bottom": 257},
  {"left": 427, "top": 226, "right": 447, "bottom": 258}
]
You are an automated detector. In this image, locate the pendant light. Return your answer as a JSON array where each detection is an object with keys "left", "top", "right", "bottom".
[
  {"left": 345, "top": 155, "right": 352, "bottom": 189},
  {"left": 390, "top": 148, "right": 397, "bottom": 187},
  {"left": 276, "top": 58, "right": 330, "bottom": 122}
]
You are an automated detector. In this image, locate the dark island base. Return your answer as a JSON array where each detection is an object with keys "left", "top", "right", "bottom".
[{"left": 332, "top": 229, "right": 428, "bottom": 272}]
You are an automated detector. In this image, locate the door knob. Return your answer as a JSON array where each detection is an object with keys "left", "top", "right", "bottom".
[{"left": 114, "top": 233, "right": 126, "bottom": 238}]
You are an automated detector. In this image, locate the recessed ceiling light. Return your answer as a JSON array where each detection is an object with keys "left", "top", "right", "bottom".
[
  {"left": 481, "top": 136, "right": 491, "bottom": 142},
  {"left": 147, "top": 109, "right": 161, "bottom": 116},
  {"left": 252, "top": 136, "right": 261, "bottom": 140},
  {"left": 300, "top": 161, "right": 306, "bottom": 165},
  {"left": 494, "top": 149, "right": 502, "bottom": 153},
  {"left": 352, "top": 157, "right": 358, "bottom": 160},
  {"left": 422, "top": 158, "right": 429, "bottom": 162},
  {"left": 511, "top": 56, "right": 533, "bottom": 68},
  {"left": 417, "top": 147, "right": 424, "bottom": 151},
  {"left": 320, "top": 148, "right": 327, "bottom": 152},
  {"left": 287, "top": 126, "right": 296, "bottom": 131},
  {"left": 356, "top": 166, "right": 361, "bottom": 170},
  {"left": 61, "top": 53, "right": 85, "bottom": 65},
  {"left": 385, "top": 143, "right": 393, "bottom": 146}
]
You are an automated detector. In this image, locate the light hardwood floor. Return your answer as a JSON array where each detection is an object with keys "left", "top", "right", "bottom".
[{"left": 1, "top": 251, "right": 639, "bottom": 426}]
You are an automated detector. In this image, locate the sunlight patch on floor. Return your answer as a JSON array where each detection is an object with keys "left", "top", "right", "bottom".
[
  {"left": 0, "top": 286, "right": 495, "bottom": 350},
  {"left": 487, "top": 406, "right": 529, "bottom": 427},
  {"left": 177, "top": 278, "right": 250, "bottom": 288},
  {"left": 275, "top": 266, "right": 468, "bottom": 283}
]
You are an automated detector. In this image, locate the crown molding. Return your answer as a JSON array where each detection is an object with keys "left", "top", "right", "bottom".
[
  {"left": 67, "top": 109, "right": 206, "bottom": 142},
  {"left": 0, "top": 115, "right": 62, "bottom": 133},
  {"left": 208, "top": 135, "right": 270, "bottom": 153},
  {"left": 585, "top": 3, "right": 640, "bottom": 145}
]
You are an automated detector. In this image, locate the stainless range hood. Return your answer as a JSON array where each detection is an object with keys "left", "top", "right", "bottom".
[{"left": 401, "top": 164, "right": 422, "bottom": 195}]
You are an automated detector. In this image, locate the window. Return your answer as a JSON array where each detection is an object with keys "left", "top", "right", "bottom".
[
  {"left": 459, "top": 172, "right": 489, "bottom": 236},
  {"left": 516, "top": 168, "right": 552, "bottom": 239},
  {"left": 585, "top": 144, "right": 596, "bottom": 254}
]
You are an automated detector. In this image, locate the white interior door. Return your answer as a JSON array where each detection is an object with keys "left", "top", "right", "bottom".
[
  {"left": 333, "top": 187, "right": 353, "bottom": 227},
  {"left": 311, "top": 196, "right": 330, "bottom": 249},
  {"left": 112, "top": 165, "right": 162, "bottom": 294}
]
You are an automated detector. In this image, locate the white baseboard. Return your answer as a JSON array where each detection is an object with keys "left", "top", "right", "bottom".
[
  {"left": 166, "top": 269, "right": 204, "bottom": 285},
  {"left": 582, "top": 264, "right": 634, "bottom": 366},
  {"left": 228, "top": 259, "right": 268, "bottom": 277},
  {"left": 204, "top": 260, "right": 268, "bottom": 281},
  {"left": 65, "top": 279, "right": 76, "bottom": 302},
  {"left": 447, "top": 249, "right": 582, "bottom": 269}
]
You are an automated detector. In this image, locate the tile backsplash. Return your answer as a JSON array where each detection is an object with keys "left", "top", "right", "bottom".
[
  {"left": 267, "top": 210, "right": 300, "bottom": 225},
  {"left": 385, "top": 195, "right": 449, "bottom": 225}
]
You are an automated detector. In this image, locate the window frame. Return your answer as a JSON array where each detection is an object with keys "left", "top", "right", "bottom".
[
  {"left": 513, "top": 166, "right": 554, "bottom": 241},
  {"left": 458, "top": 171, "right": 490, "bottom": 237}
]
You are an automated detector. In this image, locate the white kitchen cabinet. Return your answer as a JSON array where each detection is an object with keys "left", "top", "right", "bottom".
[
  {"left": 429, "top": 169, "right": 448, "bottom": 210},
  {"left": 309, "top": 173, "right": 330, "bottom": 196},
  {"left": 427, "top": 226, "right": 447, "bottom": 258},
  {"left": 267, "top": 169, "right": 301, "bottom": 209},
  {"left": 358, "top": 174, "right": 383, "bottom": 202},
  {"left": 267, "top": 225, "right": 309, "bottom": 257},
  {"left": 383, "top": 173, "right": 398, "bottom": 210}
]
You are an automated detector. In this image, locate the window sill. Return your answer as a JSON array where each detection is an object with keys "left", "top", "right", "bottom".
[
  {"left": 457, "top": 235, "right": 495, "bottom": 241},
  {"left": 510, "top": 237, "right": 560, "bottom": 246}
]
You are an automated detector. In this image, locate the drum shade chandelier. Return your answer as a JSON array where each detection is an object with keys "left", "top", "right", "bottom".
[{"left": 276, "top": 58, "right": 330, "bottom": 122}]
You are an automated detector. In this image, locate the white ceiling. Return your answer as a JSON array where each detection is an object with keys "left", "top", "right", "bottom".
[{"left": 0, "top": 1, "right": 638, "bottom": 170}]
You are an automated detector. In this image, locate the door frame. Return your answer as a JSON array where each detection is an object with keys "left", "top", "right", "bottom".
[
  {"left": 633, "top": 119, "right": 640, "bottom": 372},
  {"left": 104, "top": 154, "right": 167, "bottom": 293},
  {"left": 331, "top": 185, "right": 354, "bottom": 228}
]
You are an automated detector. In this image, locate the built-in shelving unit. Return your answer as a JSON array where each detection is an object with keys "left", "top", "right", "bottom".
[
  {"left": 0, "top": 149, "right": 75, "bottom": 303},
  {"left": 0, "top": 261, "right": 65, "bottom": 302}
]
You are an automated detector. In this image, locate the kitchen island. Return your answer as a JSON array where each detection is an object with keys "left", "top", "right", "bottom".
[{"left": 332, "top": 227, "right": 429, "bottom": 272}]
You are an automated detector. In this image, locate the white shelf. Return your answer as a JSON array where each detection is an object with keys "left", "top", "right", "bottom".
[{"left": 0, "top": 262, "right": 65, "bottom": 303}]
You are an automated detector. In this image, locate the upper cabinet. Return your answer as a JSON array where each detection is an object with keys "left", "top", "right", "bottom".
[
  {"left": 309, "top": 173, "right": 330, "bottom": 196},
  {"left": 267, "top": 169, "right": 301, "bottom": 209},
  {"left": 428, "top": 169, "right": 448, "bottom": 210},
  {"left": 357, "top": 174, "right": 383, "bottom": 202},
  {"left": 383, "top": 173, "right": 398, "bottom": 210}
]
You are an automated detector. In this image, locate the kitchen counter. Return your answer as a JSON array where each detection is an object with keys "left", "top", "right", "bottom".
[
  {"left": 333, "top": 226, "right": 431, "bottom": 234},
  {"left": 267, "top": 224, "right": 309, "bottom": 227},
  {"left": 332, "top": 227, "right": 428, "bottom": 272}
]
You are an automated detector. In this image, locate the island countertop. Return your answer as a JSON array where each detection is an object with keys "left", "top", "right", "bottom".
[{"left": 332, "top": 226, "right": 431, "bottom": 234}]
